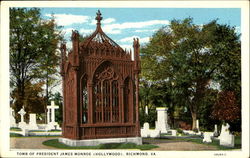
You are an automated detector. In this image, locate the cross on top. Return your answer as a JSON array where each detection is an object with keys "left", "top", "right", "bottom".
[
  {"left": 95, "top": 10, "right": 103, "bottom": 26},
  {"left": 48, "top": 101, "right": 59, "bottom": 110},
  {"left": 18, "top": 107, "right": 26, "bottom": 115}
]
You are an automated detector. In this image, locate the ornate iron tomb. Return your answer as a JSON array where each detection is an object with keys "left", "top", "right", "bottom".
[{"left": 59, "top": 10, "right": 141, "bottom": 146}]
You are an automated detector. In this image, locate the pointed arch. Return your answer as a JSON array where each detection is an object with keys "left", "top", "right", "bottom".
[
  {"left": 80, "top": 74, "right": 88, "bottom": 124},
  {"left": 124, "top": 76, "right": 131, "bottom": 123},
  {"left": 92, "top": 60, "right": 121, "bottom": 123}
]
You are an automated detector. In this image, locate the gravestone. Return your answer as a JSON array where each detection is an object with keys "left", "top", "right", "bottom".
[
  {"left": 46, "top": 101, "right": 60, "bottom": 130},
  {"left": 28, "top": 113, "right": 38, "bottom": 130},
  {"left": 214, "top": 124, "right": 218, "bottom": 137},
  {"left": 196, "top": 120, "right": 199, "bottom": 131},
  {"left": 203, "top": 132, "right": 214, "bottom": 143},
  {"left": 140, "top": 122, "right": 161, "bottom": 138},
  {"left": 141, "top": 122, "right": 150, "bottom": 137},
  {"left": 18, "top": 107, "right": 27, "bottom": 129},
  {"left": 155, "top": 107, "right": 170, "bottom": 133},
  {"left": 171, "top": 130, "right": 177, "bottom": 136},
  {"left": 10, "top": 108, "right": 17, "bottom": 127},
  {"left": 219, "top": 123, "right": 234, "bottom": 147},
  {"left": 145, "top": 106, "right": 148, "bottom": 115}
]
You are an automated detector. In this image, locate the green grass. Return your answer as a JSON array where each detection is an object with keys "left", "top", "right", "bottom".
[
  {"left": 42, "top": 139, "right": 158, "bottom": 150},
  {"left": 10, "top": 133, "right": 60, "bottom": 138},
  {"left": 172, "top": 136, "right": 241, "bottom": 150},
  {"left": 28, "top": 130, "right": 61, "bottom": 132},
  {"left": 10, "top": 133, "right": 23, "bottom": 137},
  {"left": 10, "top": 127, "right": 22, "bottom": 131}
]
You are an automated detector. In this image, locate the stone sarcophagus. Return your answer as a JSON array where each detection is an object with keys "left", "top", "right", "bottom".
[{"left": 59, "top": 10, "right": 141, "bottom": 145}]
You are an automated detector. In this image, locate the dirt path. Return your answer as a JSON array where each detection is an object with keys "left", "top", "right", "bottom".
[
  {"left": 151, "top": 142, "right": 217, "bottom": 151},
  {"left": 10, "top": 137, "right": 217, "bottom": 150},
  {"left": 10, "top": 137, "right": 59, "bottom": 149}
]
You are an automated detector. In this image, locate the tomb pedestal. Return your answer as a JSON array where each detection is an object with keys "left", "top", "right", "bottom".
[
  {"left": 155, "top": 107, "right": 170, "bottom": 133},
  {"left": 59, "top": 137, "right": 142, "bottom": 146}
]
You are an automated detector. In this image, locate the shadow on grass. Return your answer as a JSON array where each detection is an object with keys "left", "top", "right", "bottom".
[{"left": 42, "top": 139, "right": 158, "bottom": 150}]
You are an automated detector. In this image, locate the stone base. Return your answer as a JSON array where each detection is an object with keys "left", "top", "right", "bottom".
[{"left": 59, "top": 137, "right": 142, "bottom": 146}]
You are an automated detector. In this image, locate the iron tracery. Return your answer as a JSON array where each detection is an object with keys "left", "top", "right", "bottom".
[{"left": 60, "top": 10, "right": 141, "bottom": 140}]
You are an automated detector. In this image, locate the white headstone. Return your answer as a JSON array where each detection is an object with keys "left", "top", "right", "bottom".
[
  {"left": 145, "top": 106, "right": 148, "bottom": 115},
  {"left": 214, "top": 124, "right": 218, "bottom": 136},
  {"left": 28, "top": 113, "right": 38, "bottom": 130},
  {"left": 155, "top": 107, "right": 170, "bottom": 133},
  {"left": 203, "top": 132, "right": 214, "bottom": 143},
  {"left": 219, "top": 123, "right": 234, "bottom": 147},
  {"left": 10, "top": 108, "right": 17, "bottom": 127},
  {"left": 143, "top": 122, "right": 149, "bottom": 130},
  {"left": 140, "top": 122, "right": 160, "bottom": 138},
  {"left": 18, "top": 107, "right": 27, "bottom": 129},
  {"left": 46, "top": 101, "right": 60, "bottom": 130},
  {"left": 196, "top": 120, "right": 199, "bottom": 130},
  {"left": 171, "top": 130, "right": 177, "bottom": 136}
]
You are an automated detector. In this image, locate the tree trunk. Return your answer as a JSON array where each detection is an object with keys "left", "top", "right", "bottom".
[{"left": 191, "top": 112, "right": 197, "bottom": 130}]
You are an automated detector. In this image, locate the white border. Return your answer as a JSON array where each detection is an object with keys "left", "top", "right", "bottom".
[{"left": 0, "top": 1, "right": 249, "bottom": 158}]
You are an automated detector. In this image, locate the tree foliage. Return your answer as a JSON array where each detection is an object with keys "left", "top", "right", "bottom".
[
  {"left": 211, "top": 91, "right": 240, "bottom": 122},
  {"left": 10, "top": 8, "right": 63, "bottom": 115},
  {"left": 141, "top": 18, "right": 241, "bottom": 129}
]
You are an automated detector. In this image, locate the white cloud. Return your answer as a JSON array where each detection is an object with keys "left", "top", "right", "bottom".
[
  {"left": 104, "top": 29, "right": 121, "bottom": 34},
  {"left": 103, "top": 20, "right": 169, "bottom": 34},
  {"left": 135, "top": 29, "right": 158, "bottom": 33},
  {"left": 119, "top": 36, "right": 150, "bottom": 44},
  {"left": 45, "top": 14, "right": 90, "bottom": 26},
  {"left": 103, "top": 18, "right": 116, "bottom": 24},
  {"left": 79, "top": 28, "right": 94, "bottom": 35},
  {"left": 90, "top": 17, "right": 116, "bottom": 25}
]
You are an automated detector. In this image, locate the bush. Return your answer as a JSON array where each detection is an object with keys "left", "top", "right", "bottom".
[
  {"left": 177, "top": 128, "right": 183, "bottom": 134},
  {"left": 193, "top": 128, "right": 199, "bottom": 133}
]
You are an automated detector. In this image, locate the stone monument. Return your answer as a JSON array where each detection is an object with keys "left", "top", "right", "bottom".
[
  {"left": 203, "top": 132, "right": 214, "bottom": 143},
  {"left": 59, "top": 10, "right": 142, "bottom": 146},
  {"left": 196, "top": 119, "right": 199, "bottom": 131},
  {"left": 28, "top": 113, "right": 38, "bottom": 130},
  {"left": 46, "top": 101, "right": 60, "bottom": 130},
  {"left": 214, "top": 124, "right": 218, "bottom": 137},
  {"left": 10, "top": 107, "right": 17, "bottom": 127},
  {"left": 155, "top": 107, "right": 170, "bottom": 133},
  {"left": 219, "top": 123, "right": 235, "bottom": 147},
  {"left": 18, "top": 107, "right": 27, "bottom": 129}
]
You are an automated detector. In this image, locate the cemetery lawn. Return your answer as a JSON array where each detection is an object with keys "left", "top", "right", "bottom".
[
  {"left": 10, "top": 133, "right": 60, "bottom": 138},
  {"left": 42, "top": 139, "right": 158, "bottom": 150},
  {"left": 10, "top": 127, "right": 22, "bottom": 131},
  {"left": 162, "top": 136, "right": 241, "bottom": 150}
]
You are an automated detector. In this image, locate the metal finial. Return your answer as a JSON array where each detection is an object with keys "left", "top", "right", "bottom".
[{"left": 96, "top": 10, "right": 103, "bottom": 26}]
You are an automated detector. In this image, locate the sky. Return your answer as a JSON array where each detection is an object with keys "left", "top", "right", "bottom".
[{"left": 40, "top": 8, "right": 241, "bottom": 51}]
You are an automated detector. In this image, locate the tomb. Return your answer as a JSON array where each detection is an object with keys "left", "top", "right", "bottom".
[
  {"left": 59, "top": 10, "right": 142, "bottom": 146},
  {"left": 46, "top": 101, "right": 60, "bottom": 130},
  {"left": 18, "top": 107, "right": 27, "bottom": 129},
  {"left": 10, "top": 107, "right": 17, "bottom": 128},
  {"left": 28, "top": 114, "right": 38, "bottom": 130},
  {"left": 219, "top": 123, "right": 235, "bottom": 147},
  {"left": 155, "top": 107, "right": 170, "bottom": 133}
]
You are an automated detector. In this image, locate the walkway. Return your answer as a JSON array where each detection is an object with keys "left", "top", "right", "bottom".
[{"left": 10, "top": 137, "right": 217, "bottom": 150}]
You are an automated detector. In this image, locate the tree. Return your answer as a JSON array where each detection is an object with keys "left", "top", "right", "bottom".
[
  {"left": 211, "top": 91, "right": 240, "bottom": 123},
  {"left": 141, "top": 18, "right": 241, "bottom": 129},
  {"left": 10, "top": 8, "right": 63, "bottom": 115},
  {"left": 11, "top": 81, "right": 46, "bottom": 120}
]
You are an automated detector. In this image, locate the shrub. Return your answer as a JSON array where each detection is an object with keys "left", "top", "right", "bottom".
[{"left": 177, "top": 128, "right": 183, "bottom": 134}]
